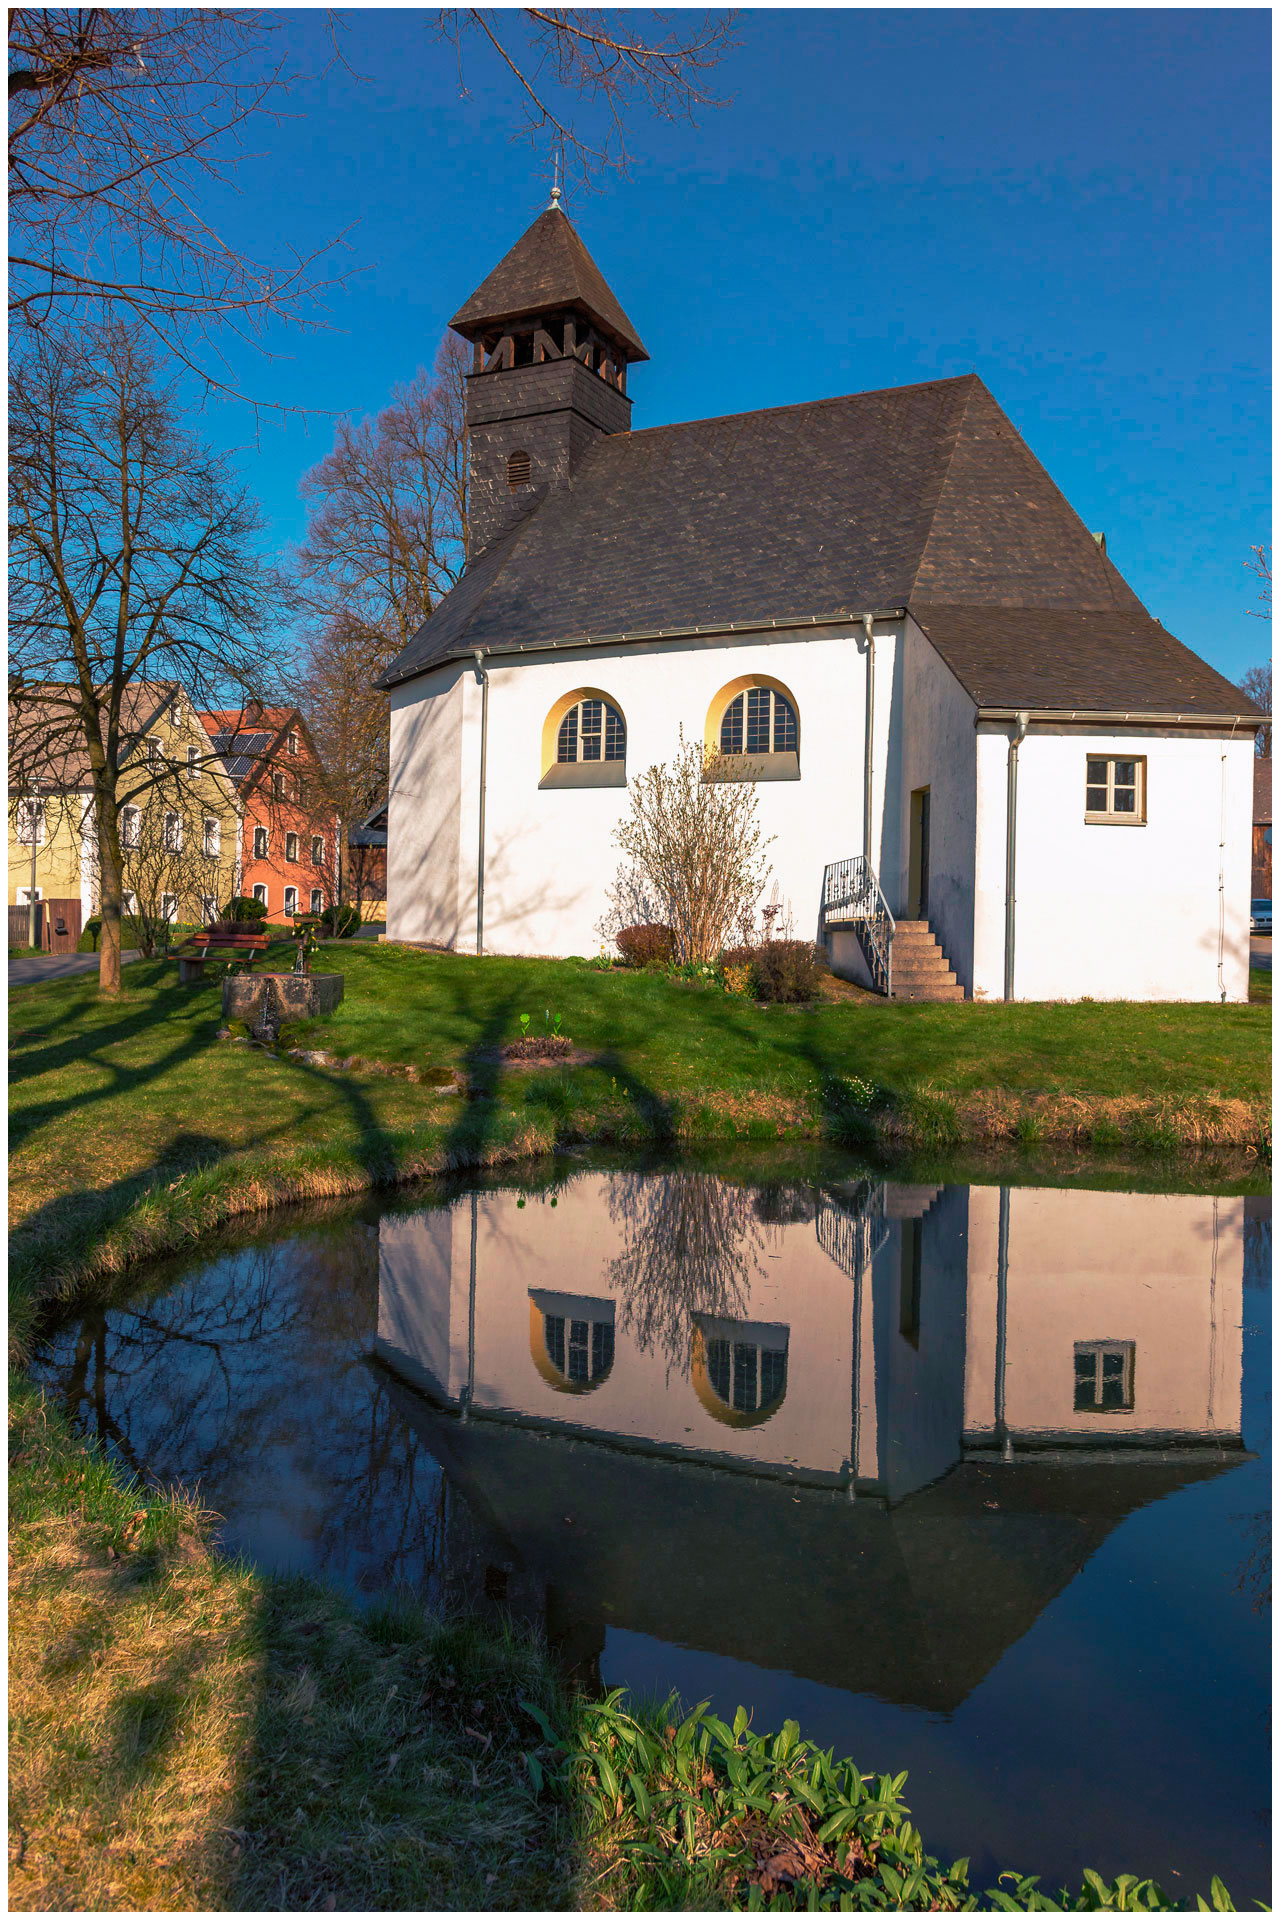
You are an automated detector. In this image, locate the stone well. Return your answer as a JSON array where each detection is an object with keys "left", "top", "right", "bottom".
[{"left": 222, "top": 971, "right": 344, "bottom": 1028}]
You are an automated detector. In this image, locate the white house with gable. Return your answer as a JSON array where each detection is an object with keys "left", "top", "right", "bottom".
[{"left": 379, "top": 200, "right": 1263, "bottom": 1001}]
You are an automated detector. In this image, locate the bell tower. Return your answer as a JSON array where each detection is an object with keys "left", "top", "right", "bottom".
[{"left": 449, "top": 191, "right": 648, "bottom": 556}]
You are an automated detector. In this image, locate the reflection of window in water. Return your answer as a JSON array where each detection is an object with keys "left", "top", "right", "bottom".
[
  {"left": 1074, "top": 1341, "right": 1135, "bottom": 1412},
  {"left": 706, "top": 1338, "right": 786, "bottom": 1413},
  {"left": 899, "top": 1219, "right": 922, "bottom": 1348},
  {"left": 529, "top": 1291, "right": 616, "bottom": 1395},
  {"left": 544, "top": 1314, "right": 614, "bottom": 1385}
]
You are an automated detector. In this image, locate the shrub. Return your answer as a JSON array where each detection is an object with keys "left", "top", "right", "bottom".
[
  {"left": 617, "top": 922, "right": 676, "bottom": 966},
  {"left": 318, "top": 901, "right": 361, "bottom": 939},
  {"left": 222, "top": 895, "right": 268, "bottom": 922},
  {"left": 751, "top": 938, "right": 823, "bottom": 1004}
]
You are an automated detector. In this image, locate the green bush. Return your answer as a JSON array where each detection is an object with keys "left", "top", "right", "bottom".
[
  {"left": 77, "top": 917, "right": 199, "bottom": 954},
  {"left": 617, "top": 922, "right": 676, "bottom": 966},
  {"left": 319, "top": 901, "right": 361, "bottom": 939},
  {"left": 221, "top": 895, "right": 268, "bottom": 922}
]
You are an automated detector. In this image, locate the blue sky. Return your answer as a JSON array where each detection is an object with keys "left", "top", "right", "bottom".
[{"left": 198, "top": 8, "right": 1271, "bottom": 683}]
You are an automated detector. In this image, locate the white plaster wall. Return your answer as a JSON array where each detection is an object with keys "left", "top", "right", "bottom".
[
  {"left": 387, "top": 663, "right": 465, "bottom": 946},
  {"left": 894, "top": 617, "right": 978, "bottom": 990},
  {"left": 973, "top": 726, "right": 1255, "bottom": 1001},
  {"left": 386, "top": 623, "right": 901, "bottom": 957},
  {"left": 964, "top": 1186, "right": 1243, "bottom": 1440}
]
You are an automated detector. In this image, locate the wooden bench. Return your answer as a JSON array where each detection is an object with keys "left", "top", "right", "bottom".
[{"left": 174, "top": 926, "right": 270, "bottom": 985}]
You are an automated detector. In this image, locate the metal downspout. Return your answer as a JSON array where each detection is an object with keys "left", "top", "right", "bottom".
[
  {"left": 862, "top": 615, "right": 876, "bottom": 868},
  {"left": 1003, "top": 711, "right": 1030, "bottom": 1002},
  {"left": 473, "top": 650, "right": 490, "bottom": 957}
]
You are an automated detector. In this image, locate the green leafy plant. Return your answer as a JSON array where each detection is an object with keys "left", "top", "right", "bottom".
[
  {"left": 222, "top": 895, "right": 268, "bottom": 923},
  {"left": 520, "top": 1013, "right": 531, "bottom": 1039}
]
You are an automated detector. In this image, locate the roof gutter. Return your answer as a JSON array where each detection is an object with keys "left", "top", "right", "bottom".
[
  {"left": 380, "top": 609, "right": 908, "bottom": 692},
  {"left": 976, "top": 706, "right": 1265, "bottom": 730}
]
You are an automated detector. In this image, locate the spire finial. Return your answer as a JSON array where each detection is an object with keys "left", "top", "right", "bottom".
[{"left": 548, "top": 148, "right": 562, "bottom": 213}]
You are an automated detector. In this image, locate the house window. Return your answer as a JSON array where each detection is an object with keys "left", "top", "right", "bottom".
[
  {"left": 1074, "top": 1341, "right": 1135, "bottom": 1413},
  {"left": 120, "top": 806, "right": 140, "bottom": 848},
  {"left": 147, "top": 737, "right": 160, "bottom": 765},
  {"left": 200, "top": 894, "right": 218, "bottom": 923},
  {"left": 15, "top": 798, "right": 44, "bottom": 845},
  {"left": 283, "top": 885, "right": 297, "bottom": 917},
  {"left": 122, "top": 890, "right": 137, "bottom": 914},
  {"left": 285, "top": 832, "right": 298, "bottom": 862},
  {"left": 163, "top": 811, "right": 182, "bottom": 852},
  {"left": 310, "top": 887, "right": 323, "bottom": 915},
  {"left": 287, "top": 730, "right": 299, "bottom": 755},
  {"left": 311, "top": 835, "right": 325, "bottom": 865},
  {"left": 253, "top": 825, "right": 268, "bottom": 859},
  {"left": 252, "top": 883, "right": 268, "bottom": 907},
  {"left": 16, "top": 886, "right": 42, "bottom": 903},
  {"left": 161, "top": 893, "right": 178, "bottom": 923},
  {"left": 186, "top": 745, "right": 201, "bottom": 778},
  {"left": 203, "top": 817, "right": 220, "bottom": 858},
  {"left": 272, "top": 771, "right": 285, "bottom": 800},
  {"left": 558, "top": 697, "right": 626, "bottom": 765},
  {"left": 1085, "top": 756, "right": 1146, "bottom": 824},
  {"left": 721, "top": 686, "right": 798, "bottom": 756}
]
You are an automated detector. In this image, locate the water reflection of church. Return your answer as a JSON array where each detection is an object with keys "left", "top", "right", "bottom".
[{"left": 374, "top": 1176, "right": 1246, "bottom": 1705}]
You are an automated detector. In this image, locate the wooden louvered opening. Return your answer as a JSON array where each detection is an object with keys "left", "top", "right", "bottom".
[{"left": 507, "top": 450, "right": 532, "bottom": 489}]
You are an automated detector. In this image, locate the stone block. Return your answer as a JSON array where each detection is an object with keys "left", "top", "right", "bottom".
[{"left": 222, "top": 971, "right": 344, "bottom": 1028}]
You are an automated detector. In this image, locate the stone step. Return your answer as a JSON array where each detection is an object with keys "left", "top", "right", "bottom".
[
  {"left": 893, "top": 981, "right": 965, "bottom": 1002},
  {"left": 888, "top": 916, "right": 964, "bottom": 1001}
]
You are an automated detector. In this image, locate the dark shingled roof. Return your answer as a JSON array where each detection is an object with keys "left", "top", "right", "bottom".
[
  {"left": 449, "top": 207, "right": 648, "bottom": 361},
  {"left": 379, "top": 371, "right": 1262, "bottom": 722}
]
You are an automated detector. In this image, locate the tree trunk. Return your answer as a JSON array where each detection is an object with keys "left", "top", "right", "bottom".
[{"left": 96, "top": 789, "right": 124, "bottom": 996}]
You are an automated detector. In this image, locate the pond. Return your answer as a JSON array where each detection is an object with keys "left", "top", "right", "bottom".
[{"left": 31, "top": 1152, "right": 1270, "bottom": 1903}]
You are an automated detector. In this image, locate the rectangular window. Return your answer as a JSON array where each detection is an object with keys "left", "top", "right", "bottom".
[
  {"left": 186, "top": 745, "right": 201, "bottom": 778},
  {"left": 200, "top": 894, "right": 218, "bottom": 923},
  {"left": 162, "top": 893, "right": 178, "bottom": 923},
  {"left": 283, "top": 885, "right": 297, "bottom": 916},
  {"left": 311, "top": 835, "right": 324, "bottom": 865},
  {"left": 252, "top": 883, "right": 268, "bottom": 907},
  {"left": 122, "top": 890, "right": 137, "bottom": 914},
  {"left": 310, "top": 887, "right": 323, "bottom": 914},
  {"left": 1085, "top": 756, "right": 1145, "bottom": 823},
  {"left": 286, "top": 832, "right": 298, "bottom": 862},
  {"left": 253, "top": 825, "right": 268, "bottom": 859},
  {"left": 163, "top": 811, "right": 182, "bottom": 852},
  {"left": 147, "top": 737, "right": 160, "bottom": 765},
  {"left": 120, "top": 805, "right": 141, "bottom": 848},
  {"left": 272, "top": 771, "right": 284, "bottom": 800},
  {"left": 203, "top": 817, "right": 220, "bottom": 858},
  {"left": 15, "top": 798, "right": 44, "bottom": 845},
  {"left": 1074, "top": 1341, "right": 1135, "bottom": 1413},
  {"left": 16, "top": 886, "right": 42, "bottom": 903},
  {"left": 287, "top": 731, "right": 299, "bottom": 754}
]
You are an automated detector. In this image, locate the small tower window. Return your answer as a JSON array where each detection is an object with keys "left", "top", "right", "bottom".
[{"left": 507, "top": 449, "right": 532, "bottom": 489}]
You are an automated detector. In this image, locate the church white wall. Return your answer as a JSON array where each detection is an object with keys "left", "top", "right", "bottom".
[
  {"left": 387, "top": 662, "right": 465, "bottom": 947},
  {"left": 389, "top": 623, "right": 901, "bottom": 958},
  {"left": 894, "top": 620, "right": 978, "bottom": 990},
  {"left": 972, "top": 724, "right": 1255, "bottom": 1002}
]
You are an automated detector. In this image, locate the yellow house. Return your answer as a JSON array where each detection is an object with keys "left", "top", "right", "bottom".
[{"left": 9, "top": 681, "right": 243, "bottom": 938}]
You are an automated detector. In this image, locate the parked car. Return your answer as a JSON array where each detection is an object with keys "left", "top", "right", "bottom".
[{"left": 1250, "top": 898, "right": 1272, "bottom": 936}]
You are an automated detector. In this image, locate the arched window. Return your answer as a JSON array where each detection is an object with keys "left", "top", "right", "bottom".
[
  {"left": 507, "top": 449, "right": 532, "bottom": 489},
  {"left": 720, "top": 686, "right": 797, "bottom": 756},
  {"left": 540, "top": 691, "right": 628, "bottom": 789},
  {"left": 705, "top": 678, "right": 801, "bottom": 782},
  {"left": 529, "top": 1290, "right": 615, "bottom": 1394},
  {"left": 691, "top": 1315, "right": 789, "bottom": 1428},
  {"left": 557, "top": 697, "right": 626, "bottom": 766}
]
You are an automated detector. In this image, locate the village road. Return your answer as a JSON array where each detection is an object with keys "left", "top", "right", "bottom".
[{"left": 9, "top": 950, "right": 141, "bottom": 988}]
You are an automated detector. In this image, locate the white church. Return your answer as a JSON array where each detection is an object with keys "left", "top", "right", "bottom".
[{"left": 380, "top": 200, "right": 1262, "bottom": 1002}]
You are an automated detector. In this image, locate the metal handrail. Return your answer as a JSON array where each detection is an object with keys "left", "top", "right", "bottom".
[{"left": 821, "top": 854, "right": 896, "bottom": 996}]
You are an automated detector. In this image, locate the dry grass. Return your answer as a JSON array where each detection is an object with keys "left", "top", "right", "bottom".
[{"left": 8, "top": 1381, "right": 576, "bottom": 1913}]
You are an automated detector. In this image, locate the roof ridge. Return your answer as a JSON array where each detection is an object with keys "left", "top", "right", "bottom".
[
  {"left": 904, "top": 375, "right": 981, "bottom": 602},
  {"left": 623, "top": 373, "right": 977, "bottom": 445}
]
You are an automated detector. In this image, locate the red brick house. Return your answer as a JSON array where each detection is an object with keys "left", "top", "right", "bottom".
[{"left": 200, "top": 703, "right": 340, "bottom": 920}]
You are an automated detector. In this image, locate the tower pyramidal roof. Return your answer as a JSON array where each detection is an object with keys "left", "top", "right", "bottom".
[{"left": 449, "top": 205, "right": 648, "bottom": 362}]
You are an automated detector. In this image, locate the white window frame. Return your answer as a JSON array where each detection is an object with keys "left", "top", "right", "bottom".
[
  {"left": 161, "top": 893, "right": 179, "bottom": 923},
  {"left": 310, "top": 887, "right": 323, "bottom": 914},
  {"left": 147, "top": 737, "right": 161, "bottom": 765},
  {"left": 285, "top": 832, "right": 299, "bottom": 862},
  {"left": 203, "top": 817, "right": 220, "bottom": 858},
  {"left": 272, "top": 771, "right": 285, "bottom": 800},
  {"left": 311, "top": 835, "right": 325, "bottom": 866},
  {"left": 15, "top": 885, "right": 43, "bottom": 903},
  {"left": 122, "top": 890, "right": 138, "bottom": 914},
  {"left": 186, "top": 744, "right": 201, "bottom": 778},
  {"left": 252, "top": 882, "right": 268, "bottom": 907},
  {"left": 163, "top": 810, "right": 183, "bottom": 853},
  {"left": 120, "top": 805, "right": 141, "bottom": 849},
  {"left": 283, "top": 885, "right": 298, "bottom": 917},
  {"left": 1085, "top": 755, "right": 1146, "bottom": 825},
  {"left": 15, "top": 797, "right": 45, "bottom": 846},
  {"left": 287, "top": 730, "right": 299, "bottom": 755},
  {"left": 253, "top": 825, "right": 268, "bottom": 859},
  {"left": 200, "top": 894, "right": 218, "bottom": 923}
]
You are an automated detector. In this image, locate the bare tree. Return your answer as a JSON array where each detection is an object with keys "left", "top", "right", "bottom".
[
  {"left": 290, "top": 333, "right": 470, "bottom": 900},
  {"left": 433, "top": 9, "right": 738, "bottom": 192},
  {"left": 8, "top": 8, "right": 349, "bottom": 395},
  {"left": 1239, "top": 665, "right": 1271, "bottom": 759},
  {"left": 606, "top": 1171, "right": 764, "bottom": 1372},
  {"left": 113, "top": 777, "right": 233, "bottom": 957},
  {"left": 603, "top": 731, "right": 773, "bottom": 963},
  {"left": 9, "top": 323, "right": 282, "bottom": 994},
  {"left": 1244, "top": 544, "right": 1271, "bottom": 620}
]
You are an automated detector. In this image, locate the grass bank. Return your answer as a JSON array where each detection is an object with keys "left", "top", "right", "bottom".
[
  {"left": 10, "top": 1382, "right": 1242, "bottom": 1914},
  {"left": 10, "top": 944, "right": 1269, "bottom": 1353}
]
